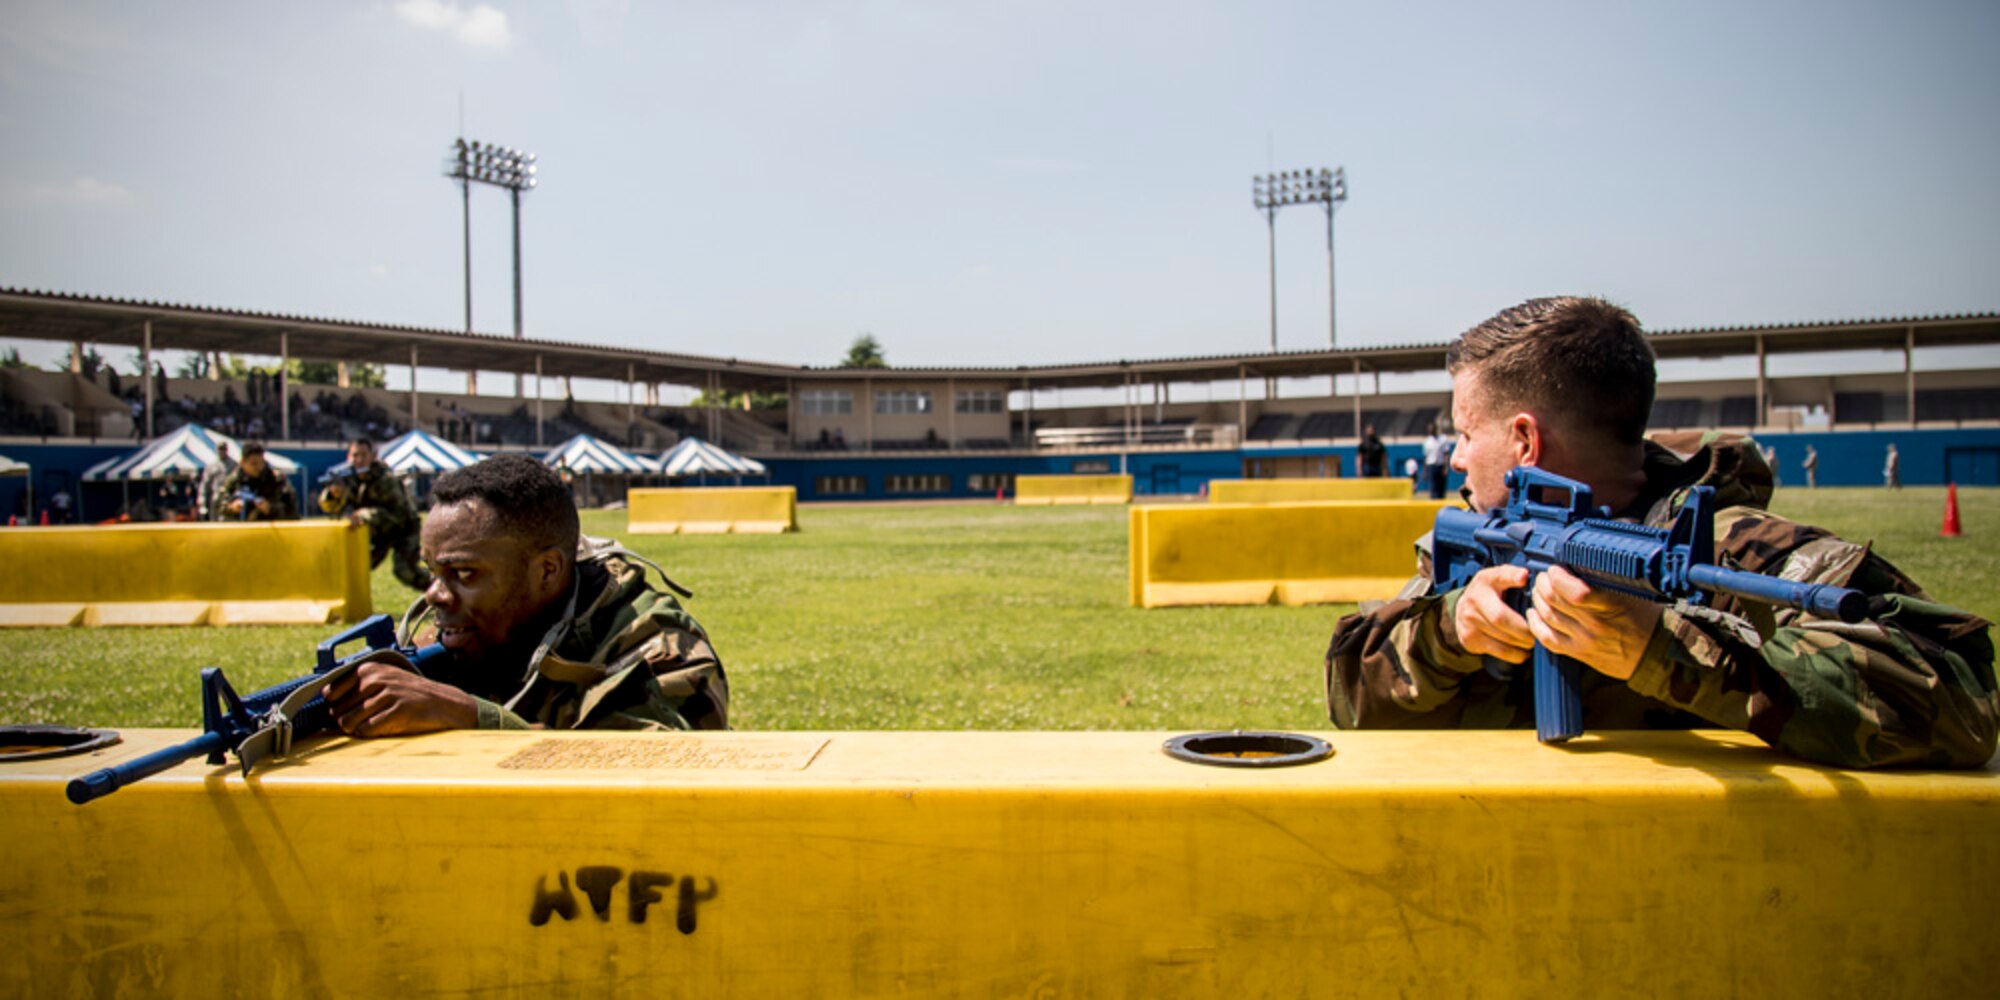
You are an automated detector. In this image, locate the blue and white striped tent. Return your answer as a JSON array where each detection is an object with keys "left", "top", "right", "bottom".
[
  {"left": 378, "top": 429, "right": 484, "bottom": 475},
  {"left": 658, "top": 437, "right": 767, "bottom": 479},
  {"left": 82, "top": 425, "right": 298, "bottom": 481},
  {"left": 541, "top": 434, "right": 658, "bottom": 476}
]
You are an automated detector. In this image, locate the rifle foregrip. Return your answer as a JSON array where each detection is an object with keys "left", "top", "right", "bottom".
[{"left": 66, "top": 731, "right": 229, "bottom": 805}]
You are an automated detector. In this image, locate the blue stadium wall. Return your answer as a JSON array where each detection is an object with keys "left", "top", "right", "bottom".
[
  {"left": 2, "top": 428, "right": 1996, "bottom": 520},
  {"left": 764, "top": 428, "right": 2000, "bottom": 501}
]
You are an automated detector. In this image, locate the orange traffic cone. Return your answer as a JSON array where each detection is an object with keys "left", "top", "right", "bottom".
[
  {"left": 39, "top": 510, "right": 48, "bottom": 525},
  {"left": 5, "top": 514, "right": 14, "bottom": 526},
  {"left": 1942, "top": 483, "right": 1963, "bottom": 538}
]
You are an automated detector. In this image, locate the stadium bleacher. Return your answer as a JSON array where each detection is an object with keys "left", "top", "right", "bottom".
[
  {"left": 1918, "top": 388, "right": 2000, "bottom": 423},
  {"left": 1400, "top": 406, "right": 1439, "bottom": 436},
  {"left": 1717, "top": 396, "right": 1757, "bottom": 427},
  {"left": 1834, "top": 391, "right": 1886, "bottom": 425},
  {"left": 1295, "top": 411, "right": 1350, "bottom": 440},
  {"left": 1650, "top": 398, "right": 1703, "bottom": 429},
  {"left": 1247, "top": 413, "right": 1294, "bottom": 441}
]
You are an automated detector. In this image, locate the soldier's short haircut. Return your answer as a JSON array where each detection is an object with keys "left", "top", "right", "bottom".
[
  {"left": 241, "top": 441, "right": 267, "bottom": 457},
  {"left": 433, "top": 454, "right": 579, "bottom": 556},
  {"left": 349, "top": 437, "right": 376, "bottom": 451},
  {"left": 1445, "top": 296, "right": 1656, "bottom": 446}
]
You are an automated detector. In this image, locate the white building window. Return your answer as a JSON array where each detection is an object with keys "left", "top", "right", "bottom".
[
  {"left": 801, "top": 390, "right": 853, "bottom": 416},
  {"left": 886, "top": 474, "right": 950, "bottom": 494},
  {"left": 814, "top": 475, "right": 867, "bottom": 495},
  {"left": 956, "top": 390, "right": 1006, "bottom": 414},
  {"left": 874, "top": 389, "right": 933, "bottom": 415}
]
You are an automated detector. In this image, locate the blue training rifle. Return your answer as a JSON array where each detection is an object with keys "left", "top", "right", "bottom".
[
  {"left": 67, "top": 614, "right": 445, "bottom": 805},
  {"left": 1431, "top": 466, "right": 1869, "bottom": 744}
]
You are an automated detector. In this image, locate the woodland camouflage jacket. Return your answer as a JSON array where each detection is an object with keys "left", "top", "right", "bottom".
[
  {"left": 1325, "top": 434, "right": 1998, "bottom": 768},
  {"left": 401, "top": 536, "right": 729, "bottom": 732},
  {"left": 214, "top": 466, "right": 298, "bottom": 521},
  {"left": 318, "top": 461, "right": 418, "bottom": 539}
]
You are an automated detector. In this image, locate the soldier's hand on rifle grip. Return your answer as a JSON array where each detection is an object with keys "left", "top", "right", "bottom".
[
  {"left": 1527, "top": 566, "right": 1662, "bottom": 681},
  {"left": 1454, "top": 565, "right": 1536, "bottom": 664},
  {"left": 324, "top": 660, "right": 479, "bottom": 737}
]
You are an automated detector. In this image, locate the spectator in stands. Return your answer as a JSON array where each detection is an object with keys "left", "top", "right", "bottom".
[
  {"left": 1802, "top": 444, "right": 1819, "bottom": 489},
  {"left": 1421, "top": 421, "right": 1450, "bottom": 499},
  {"left": 1358, "top": 426, "right": 1387, "bottom": 478},
  {"left": 1326, "top": 295, "right": 1996, "bottom": 768},
  {"left": 322, "top": 454, "right": 728, "bottom": 734},
  {"left": 319, "top": 438, "right": 430, "bottom": 592},
  {"left": 215, "top": 442, "right": 298, "bottom": 520},
  {"left": 200, "top": 442, "right": 237, "bottom": 520},
  {"left": 1884, "top": 443, "right": 1900, "bottom": 489}
]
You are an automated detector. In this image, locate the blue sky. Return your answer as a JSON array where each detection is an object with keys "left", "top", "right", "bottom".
[{"left": 3, "top": 0, "right": 1997, "bottom": 375}]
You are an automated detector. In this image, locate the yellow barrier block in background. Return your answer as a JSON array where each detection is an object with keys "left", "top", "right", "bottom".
[
  {"left": 627, "top": 486, "right": 798, "bottom": 534},
  {"left": 1208, "top": 477, "right": 1415, "bottom": 503},
  {"left": 4, "top": 729, "right": 1994, "bottom": 997},
  {"left": 0, "top": 521, "right": 370, "bottom": 626},
  {"left": 1016, "top": 473, "right": 1133, "bottom": 506},
  {"left": 1130, "top": 499, "right": 1451, "bottom": 607}
]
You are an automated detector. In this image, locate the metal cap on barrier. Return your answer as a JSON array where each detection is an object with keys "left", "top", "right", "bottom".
[
  {"left": 0, "top": 725, "right": 121, "bottom": 762},
  {"left": 1162, "top": 730, "right": 1333, "bottom": 768}
]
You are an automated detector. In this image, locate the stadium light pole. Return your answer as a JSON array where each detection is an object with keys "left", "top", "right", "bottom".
[
  {"left": 445, "top": 138, "right": 539, "bottom": 392},
  {"left": 1253, "top": 166, "right": 1349, "bottom": 350}
]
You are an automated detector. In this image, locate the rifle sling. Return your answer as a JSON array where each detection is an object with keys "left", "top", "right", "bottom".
[{"left": 235, "top": 649, "right": 416, "bottom": 776}]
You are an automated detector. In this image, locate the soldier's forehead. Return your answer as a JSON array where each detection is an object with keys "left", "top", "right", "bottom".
[{"left": 423, "top": 500, "right": 522, "bottom": 557}]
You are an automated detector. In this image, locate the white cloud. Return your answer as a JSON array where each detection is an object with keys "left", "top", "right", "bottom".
[
  {"left": 393, "top": 0, "right": 513, "bottom": 50},
  {"left": 30, "top": 177, "right": 135, "bottom": 207},
  {"left": 368, "top": 264, "right": 390, "bottom": 279}
]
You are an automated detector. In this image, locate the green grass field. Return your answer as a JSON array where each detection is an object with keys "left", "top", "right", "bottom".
[{"left": 2, "top": 486, "right": 1992, "bottom": 732}]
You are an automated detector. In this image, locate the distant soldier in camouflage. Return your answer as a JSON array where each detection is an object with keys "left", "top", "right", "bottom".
[
  {"left": 324, "top": 454, "right": 727, "bottom": 733},
  {"left": 1326, "top": 297, "right": 1996, "bottom": 768},
  {"left": 215, "top": 441, "right": 298, "bottom": 521},
  {"left": 319, "top": 438, "right": 429, "bottom": 591}
]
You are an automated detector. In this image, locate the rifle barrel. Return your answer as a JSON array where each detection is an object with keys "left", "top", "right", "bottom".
[
  {"left": 66, "top": 730, "right": 229, "bottom": 805},
  {"left": 1687, "top": 564, "right": 1868, "bottom": 623}
]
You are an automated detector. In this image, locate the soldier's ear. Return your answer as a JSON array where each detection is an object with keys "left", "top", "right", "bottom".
[
  {"left": 1509, "top": 411, "right": 1540, "bottom": 465},
  {"left": 532, "top": 545, "right": 567, "bottom": 595}
]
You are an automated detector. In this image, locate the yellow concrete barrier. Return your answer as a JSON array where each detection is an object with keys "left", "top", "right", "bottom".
[
  {"left": 4, "top": 729, "right": 1993, "bottom": 997},
  {"left": 627, "top": 486, "right": 797, "bottom": 534},
  {"left": 1016, "top": 473, "right": 1132, "bottom": 506},
  {"left": 0, "top": 521, "right": 370, "bottom": 626},
  {"left": 1208, "top": 477, "right": 1415, "bottom": 503},
  {"left": 1130, "top": 500, "right": 1451, "bottom": 607}
]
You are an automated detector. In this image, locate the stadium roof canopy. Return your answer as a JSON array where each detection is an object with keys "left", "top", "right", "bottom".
[{"left": 3, "top": 287, "right": 1996, "bottom": 394}]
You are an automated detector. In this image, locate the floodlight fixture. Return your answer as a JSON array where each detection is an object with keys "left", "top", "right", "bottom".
[
  {"left": 1252, "top": 165, "right": 1349, "bottom": 350},
  {"left": 445, "top": 136, "right": 540, "bottom": 362}
]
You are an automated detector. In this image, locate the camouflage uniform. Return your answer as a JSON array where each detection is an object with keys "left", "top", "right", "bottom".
[
  {"left": 320, "top": 461, "right": 429, "bottom": 591},
  {"left": 1325, "top": 434, "right": 1998, "bottom": 768},
  {"left": 214, "top": 466, "right": 299, "bottom": 521},
  {"left": 399, "top": 536, "right": 728, "bottom": 731}
]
